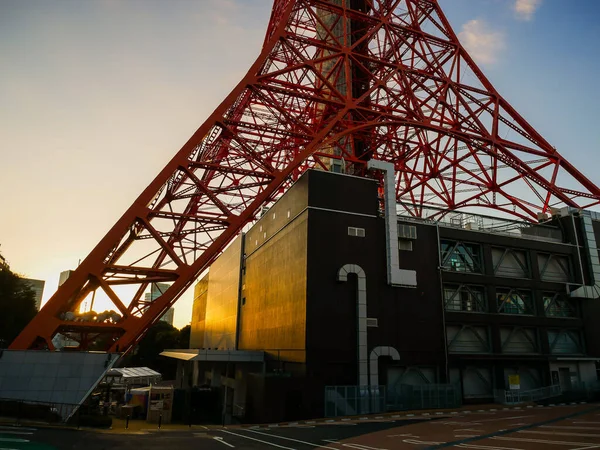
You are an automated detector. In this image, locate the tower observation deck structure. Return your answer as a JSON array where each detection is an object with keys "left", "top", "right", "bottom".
[{"left": 11, "top": 0, "right": 600, "bottom": 354}]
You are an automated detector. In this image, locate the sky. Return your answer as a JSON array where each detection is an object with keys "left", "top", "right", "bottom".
[{"left": 1, "top": 0, "right": 599, "bottom": 329}]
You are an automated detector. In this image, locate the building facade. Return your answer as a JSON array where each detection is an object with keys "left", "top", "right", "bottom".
[
  {"left": 174, "top": 170, "right": 600, "bottom": 422},
  {"left": 145, "top": 283, "right": 175, "bottom": 326},
  {"left": 21, "top": 278, "right": 45, "bottom": 311}
]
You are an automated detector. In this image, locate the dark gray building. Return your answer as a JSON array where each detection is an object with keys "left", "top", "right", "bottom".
[{"left": 164, "top": 169, "right": 600, "bottom": 423}]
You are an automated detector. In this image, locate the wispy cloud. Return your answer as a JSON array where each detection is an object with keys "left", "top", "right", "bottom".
[
  {"left": 513, "top": 0, "right": 542, "bottom": 21},
  {"left": 458, "top": 19, "right": 505, "bottom": 65}
]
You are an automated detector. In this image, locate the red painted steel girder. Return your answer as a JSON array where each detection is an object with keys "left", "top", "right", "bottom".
[{"left": 11, "top": 0, "right": 600, "bottom": 352}]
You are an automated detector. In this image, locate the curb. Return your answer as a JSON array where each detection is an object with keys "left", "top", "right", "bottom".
[{"left": 238, "top": 401, "right": 593, "bottom": 430}]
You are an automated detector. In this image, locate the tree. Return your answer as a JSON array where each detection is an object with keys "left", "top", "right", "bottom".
[
  {"left": 118, "top": 321, "right": 190, "bottom": 379},
  {"left": 178, "top": 325, "right": 191, "bottom": 349},
  {"left": 0, "top": 255, "right": 37, "bottom": 348}
]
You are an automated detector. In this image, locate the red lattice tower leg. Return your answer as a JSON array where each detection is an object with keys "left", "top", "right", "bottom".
[{"left": 11, "top": 0, "right": 600, "bottom": 353}]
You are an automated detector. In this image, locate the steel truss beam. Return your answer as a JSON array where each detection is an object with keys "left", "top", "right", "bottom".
[{"left": 11, "top": 0, "right": 600, "bottom": 352}]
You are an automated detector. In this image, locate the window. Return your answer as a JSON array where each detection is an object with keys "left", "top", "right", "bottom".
[
  {"left": 548, "top": 330, "right": 584, "bottom": 354},
  {"left": 348, "top": 227, "right": 366, "bottom": 237},
  {"left": 496, "top": 288, "right": 534, "bottom": 315},
  {"left": 500, "top": 327, "right": 538, "bottom": 353},
  {"left": 446, "top": 325, "right": 490, "bottom": 353},
  {"left": 366, "top": 318, "right": 378, "bottom": 328},
  {"left": 441, "top": 240, "right": 483, "bottom": 273},
  {"left": 492, "top": 248, "right": 529, "bottom": 278},
  {"left": 398, "top": 239, "right": 413, "bottom": 251},
  {"left": 544, "top": 293, "right": 576, "bottom": 318},
  {"left": 444, "top": 284, "right": 486, "bottom": 312},
  {"left": 398, "top": 224, "right": 417, "bottom": 239},
  {"left": 538, "top": 253, "right": 571, "bottom": 283}
]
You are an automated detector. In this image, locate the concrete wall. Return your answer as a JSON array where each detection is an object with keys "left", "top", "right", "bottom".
[
  {"left": 239, "top": 178, "right": 309, "bottom": 362},
  {"left": 203, "top": 236, "right": 243, "bottom": 350},
  {"left": 190, "top": 274, "right": 209, "bottom": 348}
]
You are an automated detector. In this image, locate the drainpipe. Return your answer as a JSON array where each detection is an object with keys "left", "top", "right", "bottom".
[
  {"left": 367, "top": 160, "right": 417, "bottom": 287},
  {"left": 337, "top": 264, "right": 369, "bottom": 387},
  {"left": 369, "top": 346, "right": 400, "bottom": 388}
]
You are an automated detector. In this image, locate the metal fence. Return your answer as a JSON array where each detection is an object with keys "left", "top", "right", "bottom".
[
  {"left": 325, "top": 386, "right": 386, "bottom": 417},
  {"left": 387, "top": 384, "right": 462, "bottom": 411},
  {"left": 494, "top": 385, "right": 562, "bottom": 404}
]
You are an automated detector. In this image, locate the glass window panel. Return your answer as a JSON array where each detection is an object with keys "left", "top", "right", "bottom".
[{"left": 496, "top": 288, "right": 534, "bottom": 315}]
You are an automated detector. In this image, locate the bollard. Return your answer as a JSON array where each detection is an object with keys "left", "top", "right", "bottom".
[
  {"left": 158, "top": 413, "right": 162, "bottom": 429},
  {"left": 126, "top": 415, "right": 130, "bottom": 430}
]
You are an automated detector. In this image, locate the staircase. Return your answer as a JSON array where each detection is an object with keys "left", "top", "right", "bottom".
[{"left": 494, "top": 385, "right": 562, "bottom": 405}]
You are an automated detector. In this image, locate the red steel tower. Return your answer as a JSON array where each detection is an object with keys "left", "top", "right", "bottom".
[{"left": 11, "top": 0, "right": 600, "bottom": 353}]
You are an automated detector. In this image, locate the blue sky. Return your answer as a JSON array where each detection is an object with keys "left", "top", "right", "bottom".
[{"left": 0, "top": 0, "right": 598, "bottom": 328}]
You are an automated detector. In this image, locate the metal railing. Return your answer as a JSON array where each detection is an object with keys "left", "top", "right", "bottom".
[
  {"left": 494, "top": 385, "right": 562, "bottom": 404},
  {"left": 388, "top": 384, "right": 462, "bottom": 411},
  {"left": 325, "top": 386, "right": 386, "bottom": 417},
  {"left": 232, "top": 403, "right": 245, "bottom": 419}
]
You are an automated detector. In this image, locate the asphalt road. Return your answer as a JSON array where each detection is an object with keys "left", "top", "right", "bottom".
[{"left": 3, "top": 404, "right": 600, "bottom": 450}]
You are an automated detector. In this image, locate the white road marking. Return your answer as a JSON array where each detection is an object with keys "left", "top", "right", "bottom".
[
  {"left": 402, "top": 438, "right": 444, "bottom": 445},
  {"left": 213, "top": 437, "right": 235, "bottom": 448},
  {"left": 457, "top": 444, "right": 523, "bottom": 450},
  {"left": 455, "top": 429, "right": 484, "bottom": 433},
  {"left": 245, "top": 429, "right": 337, "bottom": 449},
  {"left": 0, "top": 432, "right": 33, "bottom": 436},
  {"left": 324, "top": 440, "right": 387, "bottom": 450},
  {"left": 478, "top": 415, "right": 529, "bottom": 423},
  {"left": 0, "top": 439, "right": 29, "bottom": 443},
  {"left": 492, "top": 436, "right": 600, "bottom": 446},
  {"left": 519, "top": 430, "right": 600, "bottom": 438},
  {"left": 220, "top": 430, "right": 296, "bottom": 449}
]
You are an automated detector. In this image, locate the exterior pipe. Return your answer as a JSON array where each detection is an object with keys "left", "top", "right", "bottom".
[
  {"left": 369, "top": 346, "right": 400, "bottom": 388},
  {"left": 337, "top": 264, "right": 369, "bottom": 387},
  {"left": 367, "top": 160, "right": 417, "bottom": 287}
]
